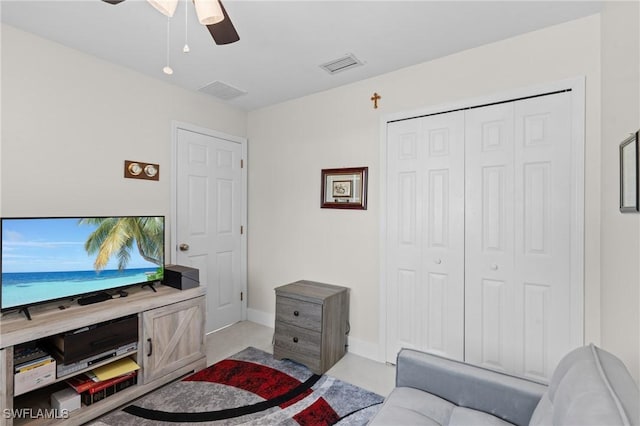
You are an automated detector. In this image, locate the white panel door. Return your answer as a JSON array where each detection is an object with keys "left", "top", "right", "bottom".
[
  {"left": 176, "top": 129, "right": 243, "bottom": 333},
  {"left": 465, "top": 92, "right": 575, "bottom": 381},
  {"left": 386, "top": 111, "right": 465, "bottom": 363},
  {"left": 464, "top": 103, "right": 516, "bottom": 373},
  {"left": 514, "top": 93, "right": 574, "bottom": 380}
]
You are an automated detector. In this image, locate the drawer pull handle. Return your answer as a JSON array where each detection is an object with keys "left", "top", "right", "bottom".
[
  {"left": 293, "top": 311, "right": 299, "bottom": 317},
  {"left": 293, "top": 337, "right": 299, "bottom": 343}
]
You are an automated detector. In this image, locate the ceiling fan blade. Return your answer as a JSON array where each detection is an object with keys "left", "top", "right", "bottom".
[
  {"left": 206, "top": 0, "right": 239, "bottom": 45},
  {"left": 102, "top": 0, "right": 126, "bottom": 4}
]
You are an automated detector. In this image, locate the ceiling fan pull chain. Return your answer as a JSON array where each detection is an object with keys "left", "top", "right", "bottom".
[
  {"left": 163, "top": 15, "right": 174, "bottom": 75},
  {"left": 183, "top": 0, "right": 190, "bottom": 53}
]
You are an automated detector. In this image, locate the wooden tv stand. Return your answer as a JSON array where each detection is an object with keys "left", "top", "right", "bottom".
[{"left": 0, "top": 285, "right": 206, "bottom": 426}]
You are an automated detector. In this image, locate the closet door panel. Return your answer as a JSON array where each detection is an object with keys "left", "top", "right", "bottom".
[
  {"left": 386, "top": 119, "right": 423, "bottom": 360},
  {"left": 386, "top": 111, "right": 464, "bottom": 363},
  {"left": 514, "top": 93, "right": 573, "bottom": 381},
  {"left": 421, "top": 113, "right": 465, "bottom": 358},
  {"left": 465, "top": 103, "right": 516, "bottom": 373},
  {"left": 465, "top": 92, "right": 575, "bottom": 381}
]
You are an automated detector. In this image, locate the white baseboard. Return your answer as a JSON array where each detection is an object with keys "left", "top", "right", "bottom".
[
  {"left": 346, "top": 336, "right": 382, "bottom": 362},
  {"left": 247, "top": 308, "right": 274, "bottom": 328},
  {"left": 246, "top": 308, "right": 381, "bottom": 362}
]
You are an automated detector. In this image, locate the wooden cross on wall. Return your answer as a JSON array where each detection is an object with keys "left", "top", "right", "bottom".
[{"left": 370, "top": 92, "right": 381, "bottom": 109}]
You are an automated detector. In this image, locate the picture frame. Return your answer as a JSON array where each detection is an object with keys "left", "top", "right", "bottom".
[
  {"left": 321, "top": 167, "right": 368, "bottom": 209},
  {"left": 620, "top": 130, "right": 639, "bottom": 213}
]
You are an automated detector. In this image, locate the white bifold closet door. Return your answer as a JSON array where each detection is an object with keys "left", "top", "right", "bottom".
[
  {"left": 385, "top": 91, "right": 580, "bottom": 380},
  {"left": 465, "top": 93, "right": 573, "bottom": 381},
  {"left": 385, "top": 111, "right": 465, "bottom": 362}
]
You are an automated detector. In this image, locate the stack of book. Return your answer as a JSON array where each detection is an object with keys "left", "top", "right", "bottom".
[
  {"left": 14, "top": 346, "right": 54, "bottom": 372},
  {"left": 13, "top": 346, "right": 56, "bottom": 395},
  {"left": 66, "top": 357, "right": 140, "bottom": 405}
]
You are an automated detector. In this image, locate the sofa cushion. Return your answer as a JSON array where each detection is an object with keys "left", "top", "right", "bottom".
[
  {"left": 450, "top": 407, "right": 515, "bottom": 426},
  {"left": 529, "top": 344, "right": 639, "bottom": 426},
  {"left": 395, "top": 348, "right": 546, "bottom": 426},
  {"left": 369, "top": 386, "right": 514, "bottom": 426},
  {"left": 370, "top": 387, "right": 453, "bottom": 425}
]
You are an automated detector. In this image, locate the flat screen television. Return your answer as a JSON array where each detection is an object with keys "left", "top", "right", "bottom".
[{"left": 1, "top": 216, "right": 164, "bottom": 316}]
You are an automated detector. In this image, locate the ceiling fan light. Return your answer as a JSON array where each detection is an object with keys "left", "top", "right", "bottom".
[
  {"left": 147, "top": 0, "right": 179, "bottom": 17},
  {"left": 194, "top": 0, "right": 224, "bottom": 25}
]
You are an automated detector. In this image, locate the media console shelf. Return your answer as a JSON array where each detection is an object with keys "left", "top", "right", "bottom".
[{"left": 0, "top": 285, "right": 207, "bottom": 426}]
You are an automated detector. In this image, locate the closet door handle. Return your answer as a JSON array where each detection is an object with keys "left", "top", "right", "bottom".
[
  {"left": 147, "top": 338, "right": 153, "bottom": 356},
  {"left": 434, "top": 259, "right": 442, "bottom": 264},
  {"left": 490, "top": 264, "right": 498, "bottom": 271}
]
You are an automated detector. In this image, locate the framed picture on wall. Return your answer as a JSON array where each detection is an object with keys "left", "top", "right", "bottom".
[
  {"left": 332, "top": 181, "right": 353, "bottom": 198},
  {"left": 321, "top": 167, "right": 368, "bottom": 209},
  {"left": 620, "top": 130, "right": 639, "bottom": 213}
]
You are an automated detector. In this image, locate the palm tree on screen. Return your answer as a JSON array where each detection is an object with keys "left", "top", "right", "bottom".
[{"left": 79, "top": 217, "right": 163, "bottom": 271}]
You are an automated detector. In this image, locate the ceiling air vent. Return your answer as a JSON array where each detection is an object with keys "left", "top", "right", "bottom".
[
  {"left": 199, "top": 81, "right": 247, "bottom": 100},
  {"left": 320, "top": 54, "right": 363, "bottom": 75}
]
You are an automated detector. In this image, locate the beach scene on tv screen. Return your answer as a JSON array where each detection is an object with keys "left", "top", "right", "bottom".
[{"left": 1, "top": 217, "right": 164, "bottom": 310}]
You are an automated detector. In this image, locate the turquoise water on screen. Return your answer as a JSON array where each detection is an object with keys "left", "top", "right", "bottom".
[{"left": 1, "top": 268, "right": 155, "bottom": 309}]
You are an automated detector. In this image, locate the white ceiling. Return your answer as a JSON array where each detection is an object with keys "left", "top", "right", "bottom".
[{"left": 1, "top": 0, "right": 602, "bottom": 111}]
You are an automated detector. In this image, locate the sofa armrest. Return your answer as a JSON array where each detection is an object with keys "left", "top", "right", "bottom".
[{"left": 396, "top": 349, "right": 548, "bottom": 426}]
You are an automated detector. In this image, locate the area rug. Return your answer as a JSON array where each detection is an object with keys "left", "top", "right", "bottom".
[{"left": 93, "top": 347, "right": 384, "bottom": 425}]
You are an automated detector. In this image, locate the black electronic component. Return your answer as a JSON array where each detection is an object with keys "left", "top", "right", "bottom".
[{"left": 77, "top": 292, "right": 112, "bottom": 306}]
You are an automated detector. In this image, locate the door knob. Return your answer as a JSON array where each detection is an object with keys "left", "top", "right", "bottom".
[
  {"left": 179, "top": 243, "right": 190, "bottom": 252},
  {"left": 490, "top": 264, "right": 498, "bottom": 270},
  {"left": 434, "top": 259, "right": 442, "bottom": 264}
]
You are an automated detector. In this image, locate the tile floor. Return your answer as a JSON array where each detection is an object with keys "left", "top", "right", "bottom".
[{"left": 206, "top": 321, "right": 396, "bottom": 397}]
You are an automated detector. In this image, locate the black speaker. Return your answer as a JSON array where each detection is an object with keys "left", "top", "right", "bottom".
[{"left": 163, "top": 265, "right": 199, "bottom": 290}]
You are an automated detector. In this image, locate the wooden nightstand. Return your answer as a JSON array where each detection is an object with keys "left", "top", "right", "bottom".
[{"left": 273, "top": 280, "right": 349, "bottom": 374}]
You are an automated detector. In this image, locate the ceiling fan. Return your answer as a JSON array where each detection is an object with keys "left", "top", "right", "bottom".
[{"left": 102, "top": 0, "right": 239, "bottom": 45}]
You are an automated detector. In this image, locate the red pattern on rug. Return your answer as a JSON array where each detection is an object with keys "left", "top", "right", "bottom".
[
  {"left": 294, "top": 397, "right": 341, "bottom": 426},
  {"left": 184, "top": 358, "right": 333, "bottom": 416}
]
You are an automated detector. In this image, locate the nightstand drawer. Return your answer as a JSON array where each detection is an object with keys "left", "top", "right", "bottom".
[
  {"left": 275, "top": 296, "right": 322, "bottom": 332},
  {"left": 274, "top": 322, "right": 321, "bottom": 357}
]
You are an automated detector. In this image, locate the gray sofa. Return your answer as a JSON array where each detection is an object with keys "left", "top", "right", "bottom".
[{"left": 369, "top": 344, "right": 639, "bottom": 426}]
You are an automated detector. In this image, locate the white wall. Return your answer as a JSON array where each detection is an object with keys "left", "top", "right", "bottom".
[
  {"left": 247, "top": 15, "right": 602, "bottom": 359},
  {"left": 1, "top": 24, "right": 247, "bottom": 228},
  {"left": 600, "top": 1, "right": 640, "bottom": 382}
]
